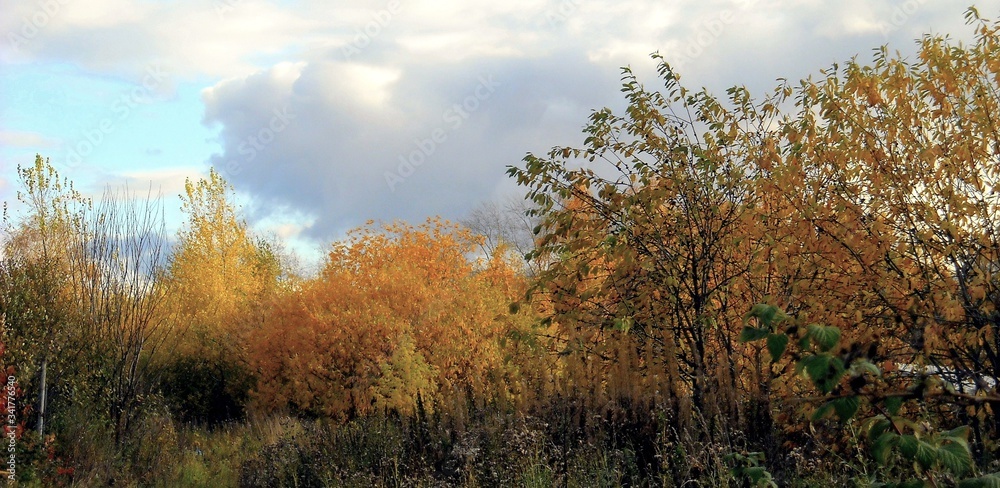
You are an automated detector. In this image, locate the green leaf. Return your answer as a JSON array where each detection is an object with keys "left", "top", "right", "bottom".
[
  {"left": 797, "top": 354, "right": 830, "bottom": 383},
  {"left": 886, "top": 396, "right": 903, "bottom": 415},
  {"left": 959, "top": 473, "right": 1000, "bottom": 488},
  {"left": 748, "top": 303, "right": 782, "bottom": 327},
  {"left": 851, "top": 359, "right": 881, "bottom": 377},
  {"left": 914, "top": 440, "right": 936, "bottom": 470},
  {"left": 801, "top": 354, "right": 830, "bottom": 382},
  {"left": 799, "top": 354, "right": 845, "bottom": 393},
  {"left": 613, "top": 317, "right": 632, "bottom": 333},
  {"left": 739, "top": 326, "right": 770, "bottom": 343},
  {"left": 866, "top": 417, "right": 892, "bottom": 441},
  {"left": 872, "top": 431, "right": 898, "bottom": 465},
  {"left": 743, "top": 466, "right": 768, "bottom": 483},
  {"left": 807, "top": 324, "right": 841, "bottom": 351},
  {"left": 942, "top": 425, "right": 971, "bottom": 444},
  {"left": 937, "top": 441, "right": 973, "bottom": 477},
  {"left": 766, "top": 333, "right": 788, "bottom": 362},
  {"left": 820, "top": 366, "right": 846, "bottom": 393},
  {"left": 832, "top": 396, "right": 860, "bottom": 422},
  {"left": 899, "top": 435, "right": 919, "bottom": 460}
]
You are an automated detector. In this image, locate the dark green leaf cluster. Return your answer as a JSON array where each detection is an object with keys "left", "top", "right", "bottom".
[{"left": 742, "top": 303, "right": 1000, "bottom": 486}]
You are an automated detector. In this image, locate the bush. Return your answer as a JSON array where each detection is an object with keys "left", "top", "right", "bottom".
[{"left": 158, "top": 355, "right": 255, "bottom": 426}]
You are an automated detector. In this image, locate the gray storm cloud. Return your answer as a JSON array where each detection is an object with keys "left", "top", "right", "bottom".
[
  {"left": 0, "top": 0, "right": 992, "bottom": 258},
  {"left": 202, "top": 52, "right": 621, "bottom": 240},
  {"left": 198, "top": 1, "right": 981, "bottom": 243}
]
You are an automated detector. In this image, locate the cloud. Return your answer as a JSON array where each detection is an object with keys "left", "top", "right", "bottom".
[
  {"left": 196, "top": 1, "right": 998, "bottom": 243},
  {"left": 115, "top": 167, "right": 195, "bottom": 196},
  {"left": 5, "top": 0, "right": 997, "bottom": 249},
  {"left": 202, "top": 50, "right": 621, "bottom": 239},
  {"left": 2, "top": 0, "right": 321, "bottom": 80},
  {"left": 2, "top": 0, "right": 989, "bottom": 85},
  {"left": 0, "top": 130, "right": 58, "bottom": 148}
]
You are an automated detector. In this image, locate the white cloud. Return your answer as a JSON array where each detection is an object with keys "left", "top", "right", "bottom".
[
  {"left": 0, "top": 131, "right": 58, "bottom": 148},
  {"left": 115, "top": 167, "right": 197, "bottom": 196},
  {"left": 2, "top": 0, "right": 317, "bottom": 79},
  {"left": 339, "top": 64, "right": 402, "bottom": 106},
  {"left": 5, "top": 0, "right": 1000, "bottom": 245}
]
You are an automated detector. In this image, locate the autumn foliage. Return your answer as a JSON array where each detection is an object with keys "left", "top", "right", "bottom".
[
  {"left": 248, "top": 219, "right": 536, "bottom": 420},
  {"left": 4, "top": 8, "right": 1000, "bottom": 486},
  {"left": 506, "top": 8, "right": 1000, "bottom": 480}
]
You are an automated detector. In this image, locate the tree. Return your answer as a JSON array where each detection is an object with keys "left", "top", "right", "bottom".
[
  {"left": 249, "top": 218, "right": 537, "bottom": 420},
  {"left": 765, "top": 9, "right": 1000, "bottom": 448},
  {"left": 508, "top": 6, "right": 1000, "bottom": 469},
  {"left": 462, "top": 195, "right": 541, "bottom": 274},
  {"left": 69, "top": 186, "right": 171, "bottom": 444},
  {"left": 507, "top": 57, "right": 785, "bottom": 438},
  {"left": 2, "top": 155, "right": 173, "bottom": 445},
  {"left": 1, "top": 155, "right": 90, "bottom": 438},
  {"left": 161, "top": 168, "right": 282, "bottom": 424},
  {"left": 168, "top": 167, "right": 279, "bottom": 343}
]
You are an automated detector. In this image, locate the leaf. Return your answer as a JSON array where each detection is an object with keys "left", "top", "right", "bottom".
[
  {"left": 959, "top": 473, "right": 1000, "bottom": 488},
  {"left": 851, "top": 359, "right": 881, "bottom": 377},
  {"left": 914, "top": 440, "right": 936, "bottom": 470},
  {"left": 743, "top": 466, "right": 769, "bottom": 483},
  {"left": 886, "top": 396, "right": 903, "bottom": 415},
  {"left": 832, "top": 395, "right": 860, "bottom": 422},
  {"left": 937, "top": 441, "right": 973, "bottom": 477},
  {"left": 800, "top": 354, "right": 828, "bottom": 381},
  {"left": 811, "top": 401, "right": 834, "bottom": 422},
  {"left": 739, "top": 326, "right": 770, "bottom": 343},
  {"left": 899, "top": 434, "right": 919, "bottom": 460},
  {"left": 766, "top": 333, "right": 788, "bottom": 362},
  {"left": 613, "top": 317, "right": 632, "bottom": 333},
  {"left": 866, "top": 417, "right": 892, "bottom": 441},
  {"left": 747, "top": 303, "right": 782, "bottom": 328},
  {"left": 942, "top": 425, "right": 971, "bottom": 444},
  {"left": 807, "top": 323, "right": 841, "bottom": 351},
  {"left": 872, "top": 431, "right": 898, "bottom": 465},
  {"left": 800, "top": 354, "right": 845, "bottom": 393}
]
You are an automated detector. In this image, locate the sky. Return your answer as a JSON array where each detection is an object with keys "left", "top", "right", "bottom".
[{"left": 1, "top": 0, "right": 997, "bottom": 266}]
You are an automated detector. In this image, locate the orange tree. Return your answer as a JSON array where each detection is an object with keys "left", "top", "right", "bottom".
[{"left": 248, "top": 218, "right": 537, "bottom": 421}]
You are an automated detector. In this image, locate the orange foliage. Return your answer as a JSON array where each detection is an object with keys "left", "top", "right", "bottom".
[
  {"left": 249, "top": 218, "right": 537, "bottom": 419},
  {"left": 508, "top": 14, "right": 1000, "bottom": 443}
]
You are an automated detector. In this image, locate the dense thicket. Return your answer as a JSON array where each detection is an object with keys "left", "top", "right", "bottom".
[{"left": 2, "top": 9, "right": 1000, "bottom": 487}]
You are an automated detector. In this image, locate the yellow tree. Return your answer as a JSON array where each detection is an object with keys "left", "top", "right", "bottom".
[
  {"left": 765, "top": 9, "right": 1000, "bottom": 445},
  {"left": 162, "top": 168, "right": 282, "bottom": 423},
  {"left": 503, "top": 6, "right": 1000, "bottom": 478}
]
